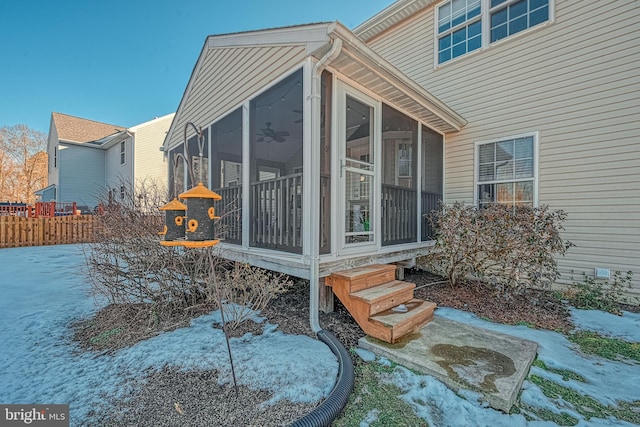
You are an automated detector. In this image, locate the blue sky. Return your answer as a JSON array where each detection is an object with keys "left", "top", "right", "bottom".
[{"left": 0, "top": 0, "right": 393, "bottom": 134}]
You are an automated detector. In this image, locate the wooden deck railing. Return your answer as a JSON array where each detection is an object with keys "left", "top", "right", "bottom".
[
  {"left": 381, "top": 186, "right": 442, "bottom": 245},
  {"left": 0, "top": 202, "right": 78, "bottom": 218},
  {"left": 382, "top": 184, "right": 417, "bottom": 246},
  {"left": 211, "top": 177, "right": 440, "bottom": 252},
  {"left": 0, "top": 215, "right": 97, "bottom": 248},
  {"left": 250, "top": 173, "right": 303, "bottom": 253}
]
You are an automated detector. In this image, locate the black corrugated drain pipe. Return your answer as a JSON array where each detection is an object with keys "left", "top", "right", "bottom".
[{"left": 289, "top": 329, "right": 355, "bottom": 427}]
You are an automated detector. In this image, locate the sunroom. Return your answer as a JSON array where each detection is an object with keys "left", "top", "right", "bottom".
[{"left": 163, "top": 22, "right": 465, "bottom": 314}]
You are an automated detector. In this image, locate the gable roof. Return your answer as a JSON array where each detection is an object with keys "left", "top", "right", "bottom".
[
  {"left": 354, "top": 0, "right": 436, "bottom": 42},
  {"left": 165, "top": 21, "right": 465, "bottom": 148},
  {"left": 51, "top": 112, "right": 125, "bottom": 143}
]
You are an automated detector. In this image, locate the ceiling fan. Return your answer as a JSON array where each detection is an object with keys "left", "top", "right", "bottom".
[{"left": 257, "top": 122, "right": 289, "bottom": 143}]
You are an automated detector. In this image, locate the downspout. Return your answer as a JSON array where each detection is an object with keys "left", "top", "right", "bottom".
[
  {"left": 309, "top": 38, "right": 342, "bottom": 333},
  {"left": 292, "top": 37, "right": 354, "bottom": 427}
]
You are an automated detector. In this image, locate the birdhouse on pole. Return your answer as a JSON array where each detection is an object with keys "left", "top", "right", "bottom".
[
  {"left": 178, "top": 182, "right": 222, "bottom": 248},
  {"left": 158, "top": 198, "right": 187, "bottom": 245}
]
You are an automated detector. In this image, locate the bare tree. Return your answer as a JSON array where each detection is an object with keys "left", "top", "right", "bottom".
[{"left": 0, "top": 124, "right": 48, "bottom": 203}]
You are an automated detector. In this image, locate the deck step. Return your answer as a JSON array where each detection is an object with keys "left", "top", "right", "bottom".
[
  {"left": 329, "top": 264, "right": 397, "bottom": 293},
  {"left": 328, "top": 264, "right": 437, "bottom": 344},
  {"left": 351, "top": 280, "right": 416, "bottom": 316},
  {"left": 369, "top": 299, "right": 437, "bottom": 343}
]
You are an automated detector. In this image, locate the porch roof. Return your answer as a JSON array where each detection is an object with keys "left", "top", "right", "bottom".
[
  {"left": 166, "top": 21, "right": 465, "bottom": 147},
  {"left": 322, "top": 22, "right": 466, "bottom": 133}
]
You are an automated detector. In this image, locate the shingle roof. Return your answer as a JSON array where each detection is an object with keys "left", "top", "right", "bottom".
[{"left": 51, "top": 112, "right": 126, "bottom": 143}]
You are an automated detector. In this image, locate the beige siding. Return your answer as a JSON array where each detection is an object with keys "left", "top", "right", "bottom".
[
  {"left": 132, "top": 114, "right": 174, "bottom": 186},
  {"left": 369, "top": 0, "right": 640, "bottom": 297},
  {"left": 167, "top": 45, "right": 307, "bottom": 148}
]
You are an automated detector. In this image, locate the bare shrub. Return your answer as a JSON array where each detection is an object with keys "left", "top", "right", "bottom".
[
  {"left": 421, "top": 202, "right": 572, "bottom": 296},
  {"left": 84, "top": 178, "right": 293, "bottom": 327},
  {"left": 84, "top": 179, "right": 209, "bottom": 318},
  {"left": 214, "top": 262, "right": 294, "bottom": 329}
]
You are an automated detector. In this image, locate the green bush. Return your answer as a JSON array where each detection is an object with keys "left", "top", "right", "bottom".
[
  {"left": 566, "top": 271, "right": 634, "bottom": 315},
  {"left": 422, "top": 202, "right": 572, "bottom": 296}
]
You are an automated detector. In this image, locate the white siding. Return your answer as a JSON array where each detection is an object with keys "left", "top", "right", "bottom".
[
  {"left": 167, "top": 44, "right": 307, "bottom": 148},
  {"left": 46, "top": 118, "right": 59, "bottom": 192},
  {"left": 369, "top": 0, "right": 640, "bottom": 297}
]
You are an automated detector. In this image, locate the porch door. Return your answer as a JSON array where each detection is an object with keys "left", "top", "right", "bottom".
[{"left": 339, "top": 88, "right": 377, "bottom": 252}]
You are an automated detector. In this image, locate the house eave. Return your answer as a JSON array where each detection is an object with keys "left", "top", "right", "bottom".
[
  {"left": 206, "top": 22, "right": 332, "bottom": 55},
  {"left": 325, "top": 22, "right": 467, "bottom": 133},
  {"left": 59, "top": 130, "right": 131, "bottom": 150},
  {"left": 354, "top": 0, "right": 437, "bottom": 42}
]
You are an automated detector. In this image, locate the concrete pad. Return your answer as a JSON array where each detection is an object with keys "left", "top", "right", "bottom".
[{"left": 358, "top": 315, "right": 538, "bottom": 412}]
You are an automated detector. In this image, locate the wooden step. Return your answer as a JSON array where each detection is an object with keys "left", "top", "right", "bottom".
[
  {"left": 351, "top": 280, "right": 416, "bottom": 316},
  {"left": 329, "top": 264, "right": 397, "bottom": 293},
  {"left": 369, "top": 299, "right": 437, "bottom": 343}
]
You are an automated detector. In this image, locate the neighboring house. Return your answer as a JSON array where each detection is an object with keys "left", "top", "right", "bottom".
[
  {"left": 162, "top": 0, "right": 639, "bottom": 309},
  {"left": 39, "top": 112, "right": 175, "bottom": 211}
]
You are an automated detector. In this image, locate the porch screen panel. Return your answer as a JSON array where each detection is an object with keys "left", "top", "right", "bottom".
[
  {"left": 168, "top": 144, "right": 186, "bottom": 199},
  {"left": 211, "top": 108, "right": 243, "bottom": 245},
  {"left": 186, "top": 128, "right": 209, "bottom": 188},
  {"left": 381, "top": 104, "right": 418, "bottom": 246},
  {"left": 421, "top": 126, "right": 443, "bottom": 241},
  {"left": 344, "top": 95, "right": 374, "bottom": 244},
  {"left": 249, "top": 69, "right": 304, "bottom": 253}
]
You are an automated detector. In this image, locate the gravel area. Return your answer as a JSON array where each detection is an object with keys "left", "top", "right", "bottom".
[{"left": 98, "top": 367, "right": 316, "bottom": 427}]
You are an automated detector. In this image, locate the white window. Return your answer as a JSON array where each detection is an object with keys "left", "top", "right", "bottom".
[
  {"left": 120, "top": 186, "right": 126, "bottom": 200},
  {"left": 396, "top": 141, "right": 413, "bottom": 179},
  {"left": 437, "top": 0, "right": 482, "bottom": 64},
  {"left": 54, "top": 146, "right": 58, "bottom": 168},
  {"left": 475, "top": 133, "right": 536, "bottom": 207},
  {"left": 120, "top": 141, "right": 126, "bottom": 165},
  {"left": 436, "top": 0, "right": 551, "bottom": 64}
]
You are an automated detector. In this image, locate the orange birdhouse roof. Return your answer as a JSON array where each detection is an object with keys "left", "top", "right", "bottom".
[
  {"left": 179, "top": 182, "right": 222, "bottom": 200},
  {"left": 159, "top": 198, "right": 187, "bottom": 211}
]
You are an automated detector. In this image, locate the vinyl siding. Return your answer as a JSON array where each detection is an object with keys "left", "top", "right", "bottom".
[
  {"left": 167, "top": 45, "right": 307, "bottom": 149},
  {"left": 105, "top": 138, "right": 133, "bottom": 193},
  {"left": 58, "top": 144, "right": 105, "bottom": 210},
  {"left": 132, "top": 114, "right": 173, "bottom": 187},
  {"left": 47, "top": 119, "right": 59, "bottom": 190},
  {"left": 368, "top": 0, "right": 640, "bottom": 297}
]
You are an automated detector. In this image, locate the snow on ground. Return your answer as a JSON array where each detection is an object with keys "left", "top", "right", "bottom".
[
  {"left": 0, "top": 245, "right": 338, "bottom": 425},
  {"left": 2, "top": 244, "right": 639, "bottom": 427},
  {"left": 372, "top": 307, "right": 640, "bottom": 427},
  {"left": 570, "top": 307, "right": 640, "bottom": 342}
]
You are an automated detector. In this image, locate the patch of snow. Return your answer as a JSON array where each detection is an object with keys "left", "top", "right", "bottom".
[
  {"left": 375, "top": 307, "right": 640, "bottom": 426},
  {"left": 570, "top": 308, "right": 640, "bottom": 342},
  {"left": 359, "top": 408, "right": 380, "bottom": 427},
  {"left": 0, "top": 245, "right": 338, "bottom": 425},
  {"left": 354, "top": 348, "right": 376, "bottom": 362},
  {"left": 436, "top": 308, "right": 640, "bottom": 406}
]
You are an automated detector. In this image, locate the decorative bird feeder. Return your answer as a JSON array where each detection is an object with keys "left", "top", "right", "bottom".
[
  {"left": 158, "top": 198, "right": 187, "bottom": 246},
  {"left": 178, "top": 182, "right": 221, "bottom": 248}
]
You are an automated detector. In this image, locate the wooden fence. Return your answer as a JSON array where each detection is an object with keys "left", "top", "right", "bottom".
[{"left": 0, "top": 215, "right": 97, "bottom": 248}]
